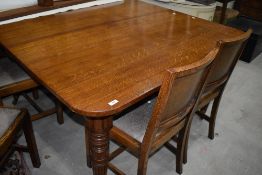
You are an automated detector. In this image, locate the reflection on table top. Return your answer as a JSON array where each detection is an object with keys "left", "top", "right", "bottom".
[{"left": 0, "top": 0, "right": 242, "bottom": 117}]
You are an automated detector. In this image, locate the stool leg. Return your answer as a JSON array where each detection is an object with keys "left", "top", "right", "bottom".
[{"left": 23, "top": 111, "right": 41, "bottom": 168}]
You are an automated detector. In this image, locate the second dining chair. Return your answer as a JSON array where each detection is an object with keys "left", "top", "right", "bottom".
[
  {"left": 182, "top": 29, "right": 252, "bottom": 164},
  {"left": 196, "top": 29, "right": 252, "bottom": 138},
  {"left": 106, "top": 46, "right": 219, "bottom": 175}
]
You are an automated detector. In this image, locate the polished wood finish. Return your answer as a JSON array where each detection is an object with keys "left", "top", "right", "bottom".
[
  {"left": 0, "top": 1, "right": 243, "bottom": 174},
  {"left": 0, "top": 107, "right": 41, "bottom": 168},
  {"left": 109, "top": 48, "right": 218, "bottom": 174},
  {"left": 234, "top": 0, "right": 262, "bottom": 22},
  {"left": 0, "top": 0, "right": 93, "bottom": 21},
  {"left": 0, "top": 0, "right": 243, "bottom": 117}
]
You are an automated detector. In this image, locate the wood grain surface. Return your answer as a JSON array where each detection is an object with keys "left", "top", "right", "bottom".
[{"left": 0, "top": 0, "right": 242, "bottom": 117}]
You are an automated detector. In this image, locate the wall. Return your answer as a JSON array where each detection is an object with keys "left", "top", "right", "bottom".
[
  {"left": 0, "top": 0, "right": 236, "bottom": 12},
  {"left": 0, "top": 0, "right": 37, "bottom": 12}
]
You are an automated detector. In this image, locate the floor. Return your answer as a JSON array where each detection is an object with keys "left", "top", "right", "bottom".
[{"left": 3, "top": 53, "right": 262, "bottom": 175}]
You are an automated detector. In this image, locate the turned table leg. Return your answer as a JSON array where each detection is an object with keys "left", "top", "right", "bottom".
[{"left": 85, "top": 117, "right": 113, "bottom": 175}]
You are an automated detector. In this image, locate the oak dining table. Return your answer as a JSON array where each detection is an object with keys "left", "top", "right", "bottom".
[{"left": 0, "top": 0, "right": 242, "bottom": 174}]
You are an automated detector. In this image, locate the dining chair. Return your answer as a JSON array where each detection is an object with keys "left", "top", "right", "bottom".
[
  {"left": 182, "top": 29, "right": 252, "bottom": 164},
  {"left": 0, "top": 49, "right": 64, "bottom": 124},
  {"left": 196, "top": 29, "right": 252, "bottom": 139},
  {"left": 0, "top": 106, "right": 41, "bottom": 168},
  {"left": 106, "top": 47, "right": 219, "bottom": 175}
]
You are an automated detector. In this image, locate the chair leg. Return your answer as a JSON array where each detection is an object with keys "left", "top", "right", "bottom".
[
  {"left": 32, "top": 88, "right": 39, "bottom": 100},
  {"left": 208, "top": 94, "right": 222, "bottom": 140},
  {"left": 183, "top": 130, "right": 189, "bottom": 164},
  {"left": 137, "top": 144, "right": 151, "bottom": 175},
  {"left": 13, "top": 94, "right": 20, "bottom": 105},
  {"left": 176, "top": 128, "right": 187, "bottom": 174},
  {"left": 22, "top": 111, "right": 41, "bottom": 168},
  {"left": 56, "top": 101, "right": 64, "bottom": 124},
  {"left": 85, "top": 126, "right": 92, "bottom": 168},
  {"left": 137, "top": 154, "right": 150, "bottom": 175},
  {"left": 183, "top": 113, "right": 195, "bottom": 165}
]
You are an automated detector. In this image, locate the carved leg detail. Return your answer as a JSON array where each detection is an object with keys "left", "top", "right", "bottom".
[{"left": 86, "top": 117, "right": 112, "bottom": 175}]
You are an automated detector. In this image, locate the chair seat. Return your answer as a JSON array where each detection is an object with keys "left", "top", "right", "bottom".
[
  {"left": 0, "top": 57, "right": 30, "bottom": 87},
  {"left": 114, "top": 98, "right": 156, "bottom": 142},
  {"left": 0, "top": 108, "right": 20, "bottom": 138}
]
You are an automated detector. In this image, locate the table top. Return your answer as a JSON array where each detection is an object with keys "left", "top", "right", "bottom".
[{"left": 0, "top": 0, "right": 242, "bottom": 117}]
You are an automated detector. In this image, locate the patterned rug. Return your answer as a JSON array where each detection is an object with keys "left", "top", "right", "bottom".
[{"left": 0, "top": 151, "right": 31, "bottom": 175}]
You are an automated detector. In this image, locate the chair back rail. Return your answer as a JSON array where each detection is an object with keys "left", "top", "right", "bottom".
[{"left": 205, "top": 29, "right": 252, "bottom": 92}]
